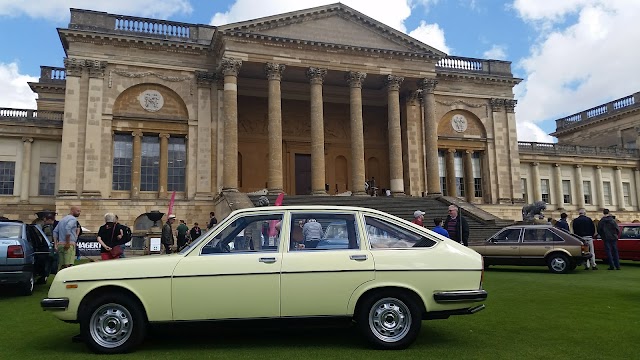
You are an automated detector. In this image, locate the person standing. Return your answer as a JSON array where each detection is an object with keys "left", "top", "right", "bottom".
[
  {"left": 572, "top": 208, "right": 597, "bottom": 270},
  {"left": 189, "top": 222, "right": 202, "bottom": 242},
  {"left": 597, "top": 209, "right": 621, "bottom": 270},
  {"left": 96, "top": 213, "right": 123, "bottom": 260},
  {"left": 444, "top": 205, "right": 470, "bottom": 246},
  {"left": 555, "top": 213, "right": 570, "bottom": 231},
  {"left": 52, "top": 206, "right": 81, "bottom": 270},
  {"left": 176, "top": 220, "right": 189, "bottom": 250},
  {"left": 412, "top": 210, "right": 425, "bottom": 227},
  {"left": 432, "top": 217, "right": 449, "bottom": 237},
  {"left": 161, "top": 214, "right": 176, "bottom": 254},
  {"left": 207, "top": 212, "right": 218, "bottom": 230}
]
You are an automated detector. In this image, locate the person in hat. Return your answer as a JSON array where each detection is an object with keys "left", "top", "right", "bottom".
[
  {"left": 412, "top": 210, "right": 425, "bottom": 227},
  {"left": 161, "top": 214, "right": 176, "bottom": 254}
]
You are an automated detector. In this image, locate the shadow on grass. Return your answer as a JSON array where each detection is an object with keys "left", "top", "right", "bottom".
[{"left": 484, "top": 267, "right": 551, "bottom": 274}]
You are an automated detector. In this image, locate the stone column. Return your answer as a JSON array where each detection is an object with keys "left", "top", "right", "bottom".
[
  {"left": 614, "top": 166, "right": 625, "bottom": 210},
  {"left": 195, "top": 71, "right": 216, "bottom": 199},
  {"left": 594, "top": 165, "right": 605, "bottom": 209},
  {"left": 420, "top": 78, "right": 440, "bottom": 196},
  {"left": 634, "top": 168, "right": 640, "bottom": 211},
  {"left": 307, "top": 67, "right": 328, "bottom": 195},
  {"left": 58, "top": 58, "right": 85, "bottom": 197},
  {"left": 531, "top": 162, "right": 541, "bottom": 201},
  {"left": 345, "top": 71, "right": 367, "bottom": 196},
  {"left": 221, "top": 58, "right": 242, "bottom": 191},
  {"left": 464, "top": 150, "right": 475, "bottom": 202},
  {"left": 159, "top": 134, "right": 170, "bottom": 198},
  {"left": 265, "top": 63, "right": 286, "bottom": 194},
  {"left": 553, "top": 164, "right": 564, "bottom": 209},
  {"left": 505, "top": 100, "right": 523, "bottom": 202},
  {"left": 385, "top": 75, "right": 405, "bottom": 196},
  {"left": 445, "top": 149, "right": 456, "bottom": 196},
  {"left": 131, "top": 130, "right": 143, "bottom": 199},
  {"left": 82, "top": 60, "right": 107, "bottom": 197},
  {"left": 574, "top": 164, "right": 585, "bottom": 208},
  {"left": 20, "top": 137, "right": 33, "bottom": 202}
]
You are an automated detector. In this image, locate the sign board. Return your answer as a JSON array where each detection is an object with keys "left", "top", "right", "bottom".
[
  {"left": 150, "top": 237, "right": 162, "bottom": 253},
  {"left": 76, "top": 236, "right": 101, "bottom": 257}
]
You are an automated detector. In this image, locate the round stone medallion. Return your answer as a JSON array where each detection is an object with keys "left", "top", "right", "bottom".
[
  {"left": 138, "top": 90, "right": 164, "bottom": 112},
  {"left": 451, "top": 114, "right": 468, "bottom": 133}
]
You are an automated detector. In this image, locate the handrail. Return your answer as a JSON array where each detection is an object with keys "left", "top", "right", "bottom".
[
  {"left": 518, "top": 141, "right": 638, "bottom": 158},
  {"left": 0, "top": 108, "right": 64, "bottom": 121}
]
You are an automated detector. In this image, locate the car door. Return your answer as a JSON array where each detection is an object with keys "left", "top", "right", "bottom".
[
  {"left": 26, "top": 225, "right": 52, "bottom": 276},
  {"left": 521, "top": 228, "right": 557, "bottom": 265},
  {"left": 171, "top": 212, "right": 285, "bottom": 321},
  {"left": 280, "top": 211, "right": 374, "bottom": 317},
  {"left": 483, "top": 228, "right": 522, "bottom": 265}
]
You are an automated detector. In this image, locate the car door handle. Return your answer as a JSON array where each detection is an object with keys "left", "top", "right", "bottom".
[
  {"left": 259, "top": 257, "right": 277, "bottom": 264},
  {"left": 349, "top": 255, "right": 368, "bottom": 261},
  {"left": 510, "top": 246, "right": 518, "bottom": 249}
]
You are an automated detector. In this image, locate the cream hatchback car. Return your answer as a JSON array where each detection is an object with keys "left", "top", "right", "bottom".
[{"left": 42, "top": 206, "right": 487, "bottom": 354}]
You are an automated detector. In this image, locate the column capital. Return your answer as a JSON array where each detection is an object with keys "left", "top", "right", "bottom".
[
  {"left": 221, "top": 58, "right": 242, "bottom": 77},
  {"left": 447, "top": 148, "right": 456, "bottom": 153},
  {"left": 614, "top": 166, "right": 623, "bottom": 171},
  {"left": 634, "top": 167, "right": 640, "bottom": 172},
  {"left": 531, "top": 162, "right": 539, "bottom": 166},
  {"left": 345, "top": 71, "right": 367, "bottom": 88},
  {"left": 464, "top": 149, "right": 473, "bottom": 155},
  {"left": 63, "top": 57, "right": 86, "bottom": 77},
  {"left": 407, "top": 90, "right": 422, "bottom": 106},
  {"left": 505, "top": 99, "right": 517, "bottom": 113},
  {"left": 159, "top": 133, "right": 170, "bottom": 139},
  {"left": 490, "top": 98, "right": 505, "bottom": 112},
  {"left": 87, "top": 60, "right": 107, "bottom": 78},
  {"left": 385, "top": 75, "right": 404, "bottom": 91},
  {"left": 195, "top": 71, "right": 217, "bottom": 87},
  {"left": 22, "top": 137, "right": 33, "bottom": 143},
  {"left": 131, "top": 130, "right": 143, "bottom": 137},
  {"left": 553, "top": 163, "right": 561, "bottom": 167},
  {"left": 265, "top": 63, "right": 286, "bottom": 81},
  {"left": 418, "top": 78, "right": 437, "bottom": 93},
  {"left": 306, "top": 67, "right": 327, "bottom": 84},
  {"left": 596, "top": 165, "right": 602, "bottom": 169},
  {"left": 574, "top": 164, "right": 582, "bottom": 169}
]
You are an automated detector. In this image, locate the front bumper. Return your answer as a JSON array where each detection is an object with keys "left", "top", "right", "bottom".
[
  {"left": 41, "top": 298, "right": 69, "bottom": 311},
  {"left": 433, "top": 289, "right": 488, "bottom": 303}
]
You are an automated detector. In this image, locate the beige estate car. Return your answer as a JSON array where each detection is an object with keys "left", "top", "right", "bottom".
[{"left": 42, "top": 206, "right": 487, "bottom": 354}]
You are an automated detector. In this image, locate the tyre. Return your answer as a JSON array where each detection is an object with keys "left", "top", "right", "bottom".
[
  {"left": 80, "top": 293, "right": 147, "bottom": 354},
  {"left": 356, "top": 290, "right": 422, "bottom": 350},
  {"left": 547, "top": 253, "right": 570, "bottom": 274},
  {"left": 18, "top": 272, "right": 34, "bottom": 296}
]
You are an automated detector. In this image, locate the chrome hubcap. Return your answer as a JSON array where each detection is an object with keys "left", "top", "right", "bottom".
[
  {"left": 551, "top": 257, "right": 567, "bottom": 272},
  {"left": 89, "top": 303, "right": 133, "bottom": 348},
  {"left": 368, "top": 297, "right": 411, "bottom": 343}
]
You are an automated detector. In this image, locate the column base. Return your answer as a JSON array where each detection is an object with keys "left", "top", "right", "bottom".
[
  {"left": 311, "top": 190, "right": 328, "bottom": 196},
  {"left": 498, "top": 198, "right": 512, "bottom": 204},
  {"left": 352, "top": 191, "right": 368, "bottom": 197},
  {"left": 221, "top": 187, "right": 238, "bottom": 193},
  {"left": 426, "top": 192, "right": 442, "bottom": 198},
  {"left": 267, "top": 189, "right": 284, "bottom": 195}
]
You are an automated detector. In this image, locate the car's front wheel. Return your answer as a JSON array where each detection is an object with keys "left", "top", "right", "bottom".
[
  {"left": 356, "top": 291, "right": 422, "bottom": 349},
  {"left": 547, "top": 253, "right": 570, "bottom": 274},
  {"left": 80, "top": 293, "right": 147, "bottom": 354}
]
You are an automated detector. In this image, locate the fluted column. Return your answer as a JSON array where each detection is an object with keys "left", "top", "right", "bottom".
[
  {"left": 386, "top": 75, "right": 405, "bottom": 196},
  {"left": 553, "top": 163, "right": 564, "bottom": 209},
  {"left": 346, "top": 71, "right": 367, "bottom": 196},
  {"left": 159, "top": 134, "right": 170, "bottom": 198},
  {"left": 82, "top": 60, "right": 107, "bottom": 197},
  {"left": 195, "top": 71, "right": 216, "bottom": 199},
  {"left": 614, "top": 166, "right": 625, "bottom": 210},
  {"left": 594, "top": 166, "right": 605, "bottom": 209},
  {"left": 574, "top": 164, "right": 585, "bottom": 208},
  {"left": 221, "top": 58, "right": 242, "bottom": 191},
  {"left": 634, "top": 168, "right": 640, "bottom": 210},
  {"left": 20, "top": 137, "right": 33, "bottom": 202},
  {"left": 445, "top": 149, "right": 456, "bottom": 196},
  {"left": 307, "top": 67, "right": 327, "bottom": 195},
  {"left": 265, "top": 63, "right": 285, "bottom": 194},
  {"left": 464, "top": 150, "right": 475, "bottom": 202},
  {"left": 531, "top": 162, "right": 541, "bottom": 201},
  {"left": 131, "top": 130, "right": 142, "bottom": 199},
  {"left": 420, "top": 78, "right": 440, "bottom": 195}
]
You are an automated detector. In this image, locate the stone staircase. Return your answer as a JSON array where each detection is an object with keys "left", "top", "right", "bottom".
[{"left": 247, "top": 194, "right": 514, "bottom": 244}]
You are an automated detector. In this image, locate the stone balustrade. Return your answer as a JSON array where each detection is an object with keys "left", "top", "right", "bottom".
[
  {"left": 555, "top": 92, "right": 639, "bottom": 130},
  {"left": 436, "top": 56, "right": 513, "bottom": 76},
  {"left": 39, "top": 66, "right": 66, "bottom": 82},
  {"left": 518, "top": 141, "right": 639, "bottom": 158},
  {"left": 0, "top": 108, "right": 64, "bottom": 121}
]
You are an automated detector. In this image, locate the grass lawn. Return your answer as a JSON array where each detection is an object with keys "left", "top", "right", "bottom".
[{"left": 1, "top": 261, "right": 638, "bottom": 360}]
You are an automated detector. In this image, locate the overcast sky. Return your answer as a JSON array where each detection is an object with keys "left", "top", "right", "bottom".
[{"left": 1, "top": 0, "right": 638, "bottom": 142}]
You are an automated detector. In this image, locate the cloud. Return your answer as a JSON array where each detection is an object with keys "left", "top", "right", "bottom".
[
  {"left": 0, "top": 0, "right": 192, "bottom": 21},
  {"left": 0, "top": 63, "right": 37, "bottom": 109},
  {"left": 482, "top": 44, "right": 507, "bottom": 60},
  {"left": 517, "top": 121, "right": 555, "bottom": 142},
  {"left": 408, "top": 21, "right": 450, "bottom": 54}
]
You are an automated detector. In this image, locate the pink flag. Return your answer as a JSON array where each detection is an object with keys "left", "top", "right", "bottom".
[
  {"left": 168, "top": 191, "right": 176, "bottom": 216},
  {"left": 269, "top": 192, "right": 285, "bottom": 236}
]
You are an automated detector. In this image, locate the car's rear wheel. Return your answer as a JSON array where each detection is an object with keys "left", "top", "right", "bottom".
[
  {"left": 80, "top": 293, "right": 146, "bottom": 354},
  {"left": 356, "top": 291, "right": 422, "bottom": 349},
  {"left": 18, "top": 272, "right": 34, "bottom": 296},
  {"left": 547, "top": 253, "right": 570, "bottom": 274}
]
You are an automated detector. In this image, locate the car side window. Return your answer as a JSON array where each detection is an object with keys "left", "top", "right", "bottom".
[
  {"left": 289, "top": 213, "right": 360, "bottom": 251},
  {"left": 201, "top": 213, "right": 283, "bottom": 255},
  {"left": 621, "top": 226, "right": 640, "bottom": 239},
  {"left": 27, "top": 225, "right": 50, "bottom": 251},
  {"left": 492, "top": 228, "right": 521, "bottom": 243},
  {"left": 523, "top": 228, "right": 562, "bottom": 242},
  {"left": 364, "top": 215, "right": 436, "bottom": 249}
]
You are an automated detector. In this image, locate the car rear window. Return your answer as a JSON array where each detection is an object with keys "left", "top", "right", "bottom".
[{"left": 0, "top": 223, "right": 22, "bottom": 239}]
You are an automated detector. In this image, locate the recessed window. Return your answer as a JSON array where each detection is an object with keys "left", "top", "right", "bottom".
[
  {"left": 438, "top": 150, "right": 446, "bottom": 195},
  {"left": 562, "top": 180, "right": 571, "bottom": 204},
  {"left": 112, "top": 134, "right": 132, "bottom": 191},
  {"left": 141, "top": 136, "right": 160, "bottom": 191},
  {"left": 583, "top": 181, "right": 592, "bottom": 205},
  {"left": 454, "top": 152, "right": 464, "bottom": 197},
  {"left": 603, "top": 181, "right": 612, "bottom": 205},
  {"left": 0, "top": 161, "right": 16, "bottom": 195},
  {"left": 541, "top": 179, "right": 550, "bottom": 204},
  {"left": 38, "top": 163, "right": 56, "bottom": 196},
  {"left": 167, "top": 137, "right": 186, "bottom": 192},
  {"left": 623, "top": 182, "right": 631, "bottom": 206},
  {"left": 472, "top": 152, "right": 482, "bottom": 198}
]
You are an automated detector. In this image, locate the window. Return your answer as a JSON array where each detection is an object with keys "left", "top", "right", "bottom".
[
  {"left": 38, "top": 163, "right": 56, "bottom": 196},
  {"left": 454, "top": 151, "right": 464, "bottom": 197},
  {"left": 201, "top": 213, "right": 284, "bottom": 254},
  {"left": 364, "top": 215, "right": 436, "bottom": 249},
  {"left": 523, "top": 228, "right": 563, "bottom": 242},
  {"left": 521, "top": 178, "right": 528, "bottom": 203},
  {"left": 168, "top": 137, "right": 186, "bottom": 192},
  {"left": 541, "top": 179, "right": 550, "bottom": 203},
  {"left": 472, "top": 152, "right": 482, "bottom": 197},
  {"left": 623, "top": 182, "right": 631, "bottom": 206},
  {"left": 0, "top": 161, "right": 16, "bottom": 195},
  {"left": 141, "top": 136, "right": 160, "bottom": 191},
  {"left": 583, "top": 181, "right": 592, "bottom": 205},
  {"left": 438, "top": 150, "right": 446, "bottom": 195},
  {"left": 491, "top": 228, "right": 521, "bottom": 243},
  {"left": 112, "top": 134, "right": 132, "bottom": 191},
  {"left": 603, "top": 181, "right": 612, "bottom": 205},
  {"left": 290, "top": 213, "right": 360, "bottom": 250},
  {"left": 562, "top": 180, "right": 571, "bottom": 204}
]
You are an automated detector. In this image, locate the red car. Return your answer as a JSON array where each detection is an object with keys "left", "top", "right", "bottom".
[{"left": 594, "top": 223, "right": 640, "bottom": 261}]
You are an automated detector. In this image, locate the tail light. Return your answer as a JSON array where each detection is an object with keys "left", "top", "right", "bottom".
[
  {"left": 7, "top": 245, "right": 25, "bottom": 258},
  {"left": 581, "top": 244, "right": 589, "bottom": 253}
]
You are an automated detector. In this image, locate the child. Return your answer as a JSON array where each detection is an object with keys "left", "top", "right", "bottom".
[{"left": 432, "top": 217, "right": 449, "bottom": 237}]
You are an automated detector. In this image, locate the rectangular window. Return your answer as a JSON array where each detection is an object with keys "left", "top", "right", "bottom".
[
  {"left": 472, "top": 152, "right": 482, "bottom": 198},
  {"left": 541, "top": 179, "right": 550, "bottom": 203},
  {"left": 521, "top": 178, "right": 528, "bottom": 203},
  {"left": 603, "top": 181, "right": 612, "bottom": 205},
  {"left": 583, "top": 181, "right": 592, "bottom": 205},
  {"left": 0, "top": 161, "right": 16, "bottom": 195},
  {"left": 112, "top": 134, "right": 133, "bottom": 191},
  {"left": 438, "top": 150, "right": 446, "bottom": 195},
  {"left": 168, "top": 137, "right": 186, "bottom": 192},
  {"left": 454, "top": 151, "right": 464, "bottom": 197},
  {"left": 38, "top": 163, "right": 56, "bottom": 196},
  {"left": 141, "top": 136, "right": 160, "bottom": 191},
  {"left": 623, "top": 182, "right": 631, "bottom": 206},
  {"left": 562, "top": 180, "right": 571, "bottom": 204}
]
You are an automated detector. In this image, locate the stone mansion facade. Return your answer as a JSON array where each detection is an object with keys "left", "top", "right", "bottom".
[{"left": 0, "top": 4, "right": 638, "bottom": 229}]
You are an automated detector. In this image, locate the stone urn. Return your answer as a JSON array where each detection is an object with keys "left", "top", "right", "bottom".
[{"left": 143, "top": 211, "right": 165, "bottom": 254}]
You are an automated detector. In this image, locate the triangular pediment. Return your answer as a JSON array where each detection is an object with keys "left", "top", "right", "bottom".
[{"left": 217, "top": 3, "right": 446, "bottom": 56}]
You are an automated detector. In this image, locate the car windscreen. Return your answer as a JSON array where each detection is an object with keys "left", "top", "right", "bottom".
[{"left": 0, "top": 223, "right": 22, "bottom": 239}]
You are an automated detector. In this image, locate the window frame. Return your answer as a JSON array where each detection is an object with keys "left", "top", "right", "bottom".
[
  {"left": 38, "top": 162, "right": 56, "bottom": 196},
  {"left": 541, "top": 179, "right": 550, "bottom": 204},
  {"left": 490, "top": 228, "right": 522, "bottom": 243},
  {"left": 288, "top": 211, "right": 361, "bottom": 251},
  {"left": 583, "top": 180, "right": 592, "bottom": 205},
  {"left": 199, "top": 212, "right": 285, "bottom": 255},
  {"left": 562, "top": 180, "right": 571, "bottom": 204},
  {"left": 0, "top": 161, "right": 16, "bottom": 195},
  {"left": 363, "top": 214, "right": 437, "bottom": 250}
]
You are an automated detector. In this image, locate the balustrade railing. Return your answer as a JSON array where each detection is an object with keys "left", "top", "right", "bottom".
[
  {"left": 0, "top": 108, "right": 64, "bottom": 121},
  {"left": 436, "top": 56, "right": 513, "bottom": 76},
  {"left": 518, "top": 141, "right": 638, "bottom": 158},
  {"left": 39, "top": 66, "right": 66, "bottom": 82},
  {"left": 555, "top": 92, "right": 639, "bottom": 130},
  {"left": 114, "top": 16, "right": 191, "bottom": 38}
]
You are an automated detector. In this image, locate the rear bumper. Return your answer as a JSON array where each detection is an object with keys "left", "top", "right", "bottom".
[
  {"left": 41, "top": 298, "right": 70, "bottom": 311},
  {"left": 0, "top": 264, "right": 34, "bottom": 284},
  {"left": 433, "top": 289, "right": 488, "bottom": 303},
  {"left": 425, "top": 304, "right": 486, "bottom": 320}
]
